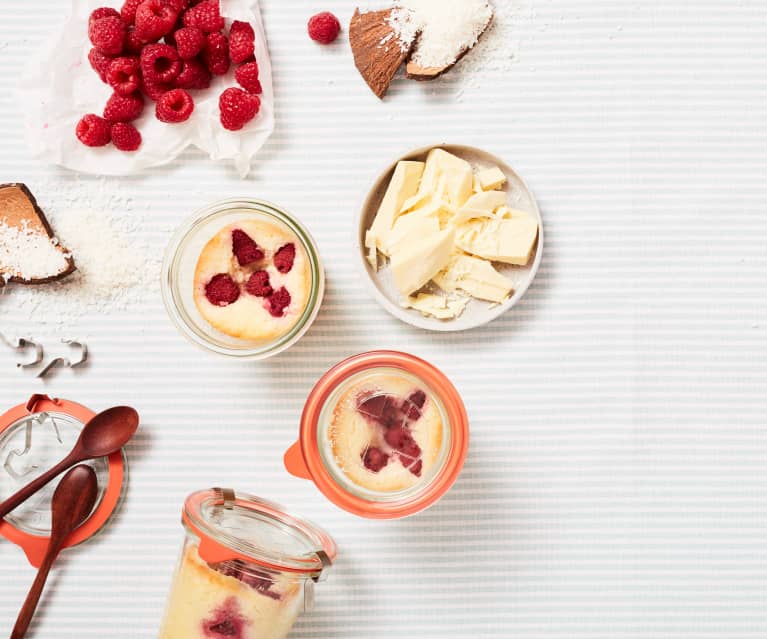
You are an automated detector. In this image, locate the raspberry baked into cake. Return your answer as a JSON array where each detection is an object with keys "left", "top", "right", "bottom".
[
  {"left": 193, "top": 220, "right": 311, "bottom": 342},
  {"left": 328, "top": 374, "right": 444, "bottom": 493}
]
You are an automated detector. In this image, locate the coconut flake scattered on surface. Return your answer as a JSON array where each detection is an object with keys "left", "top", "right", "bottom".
[{"left": 0, "top": 177, "right": 162, "bottom": 333}]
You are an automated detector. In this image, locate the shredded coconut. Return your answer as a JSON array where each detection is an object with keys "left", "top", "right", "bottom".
[
  {"left": 0, "top": 219, "right": 70, "bottom": 283},
  {"left": 0, "top": 177, "right": 163, "bottom": 333},
  {"left": 388, "top": 0, "right": 494, "bottom": 69}
]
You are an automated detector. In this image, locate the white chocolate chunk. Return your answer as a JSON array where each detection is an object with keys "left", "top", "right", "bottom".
[
  {"left": 434, "top": 253, "right": 514, "bottom": 303},
  {"left": 391, "top": 228, "right": 455, "bottom": 297},
  {"left": 455, "top": 216, "right": 539, "bottom": 266},
  {"left": 453, "top": 191, "right": 508, "bottom": 225},
  {"left": 405, "top": 293, "right": 469, "bottom": 320},
  {"left": 386, "top": 207, "right": 441, "bottom": 255},
  {"left": 477, "top": 167, "right": 507, "bottom": 191},
  {"left": 368, "top": 161, "right": 424, "bottom": 252}
]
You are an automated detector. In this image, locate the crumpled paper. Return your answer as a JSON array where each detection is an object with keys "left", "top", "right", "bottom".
[{"left": 18, "top": 0, "right": 274, "bottom": 177}]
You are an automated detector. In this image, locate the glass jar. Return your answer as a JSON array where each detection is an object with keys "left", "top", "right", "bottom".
[
  {"left": 162, "top": 199, "right": 325, "bottom": 360},
  {"left": 284, "top": 351, "right": 469, "bottom": 519},
  {"left": 159, "top": 488, "right": 337, "bottom": 639}
]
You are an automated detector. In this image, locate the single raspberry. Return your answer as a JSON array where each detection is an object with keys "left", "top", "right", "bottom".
[
  {"left": 203, "top": 32, "right": 230, "bottom": 76},
  {"left": 307, "top": 12, "right": 341, "bottom": 45},
  {"left": 142, "top": 77, "right": 171, "bottom": 100},
  {"left": 234, "top": 61, "right": 262, "bottom": 94},
  {"left": 362, "top": 447, "right": 389, "bottom": 473},
  {"left": 273, "top": 243, "right": 295, "bottom": 274},
  {"left": 89, "top": 7, "right": 120, "bottom": 26},
  {"left": 231, "top": 229, "right": 264, "bottom": 266},
  {"left": 384, "top": 426, "right": 421, "bottom": 459},
  {"left": 124, "top": 28, "right": 145, "bottom": 53},
  {"left": 267, "top": 287, "right": 291, "bottom": 317},
  {"left": 219, "top": 87, "right": 259, "bottom": 131},
  {"left": 75, "top": 114, "right": 112, "bottom": 147},
  {"left": 110, "top": 122, "right": 142, "bottom": 151},
  {"left": 89, "top": 16, "right": 126, "bottom": 55},
  {"left": 358, "top": 393, "right": 402, "bottom": 428},
  {"left": 103, "top": 91, "right": 145, "bottom": 122},
  {"left": 174, "top": 58, "right": 211, "bottom": 90},
  {"left": 409, "top": 460, "right": 423, "bottom": 477},
  {"left": 201, "top": 597, "right": 247, "bottom": 639},
  {"left": 88, "top": 48, "right": 113, "bottom": 82},
  {"left": 402, "top": 389, "right": 426, "bottom": 420},
  {"left": 173, "top": 26, "right": 205, "bottom": 58},
  {"left": 156, "top": 88, "right": 194, "bottom": 122},
  {"left": 140, "top": 43, "right": 181, "bottom": 83},
  {"left": 245, "top": 271, "right": 272, "bottom": 297},
  {"left": 135, "top": 0, "right": 178, "bottom": 42},
  {"left": 106, "top": 56, "right": 141, "bottom": 96},
  {"left": 120, "top": 0, "right": 143, "bottom": 25},
  {"left": 183, "top": 0, "right": 224, "bottom": 33},
  {"left": 228, "top": 20, "right": 255, "bottom": 64},
  {"left": 205, "top": 273, "right": 240, "bottom": 306}
]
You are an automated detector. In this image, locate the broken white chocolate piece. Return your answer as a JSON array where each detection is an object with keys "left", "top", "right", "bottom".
[
  {"left": 476, "top": 167, "right": 507, "bottom": 191},
  {"left": 455, "top": 216, "right": 539, "bottom": 266},
  {"left": 452, "top": 191, "right": 508, "bottom": 225},
  {"left": 405, "top": 293, "right": 469, "bottom": 320},
  {"left": 368, "top": 160, "right": 425, "bottom": 254},
  {"left": 434, "top": 253, "right": 514, "bottom": 303},
  {"left": 391, "top": 228, "right": 454, "bottom": 296}
]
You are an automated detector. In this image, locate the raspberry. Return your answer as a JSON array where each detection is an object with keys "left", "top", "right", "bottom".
[
  {"left": 267, "top": 287, "right": 291, "bottom": 317},
  {"left": 107, "top": 56, "right": 141, "bottom": 96},
  {"left": 358, "top": 394, "right": 403, "bottom": 429},
  {"left": 135, "top": 0, "right": 178, "bottom": 42},
  {"left": 174, "top": 58, "right": 211, "bottom": 90},
  {"left": 142, "top": 77, "right": 171, "bottom": 100},
  {"left": 234, "top": 61, "right": 262, "bottom": 94},
  {"left": 219, "top": 87, "right": 259, "bottom": 131},
  {"left": 89, "top": 16, "right": 126, "bottom": 55},
  {"left": 173, "top": 26, "right": 205, "bottom": 58},
  {"left": 110, "top": 122, "right": 142, "bottom": 151},
  {"left": 384, "top": 426, "right": 421, "bottom": 458},
  {"left": 403, "top": 389, "right": 426, "bottom": 419},
  {"left": 156, "top": 88, "right": 194, "bottom": 122},
  {"left": 307, "top": 12, "right": 341, "bottom": 45},
  {"left": 231, "top": 229, "right": 264, "bottom": 266},
  {"left": 362, "top": 447, "right": 389, "bottom": 473},
  {"left": 88, "top": 48, "right": 113, "bottom": 82},
  {"left": 120, "top": 0, "right": 143, "bottom": 25},
  {"left": 228, "top": 20, "right": 255, "bottom": 64},
  {"left": 140, "top": 43, "right": 181, "bottom": 83},
  {"left": 76, "top": 114, "right": 112, "bottom": 147},
  {"left": 205, "top": 274, "right": 240, "bottom": 307},
  {"left": 273, "top": 243, "right": 295, "bottom": 273},
  {"left": 103, "top": 91, "right": 145, "bottom": 122},
  {"left": 124, "top": 28, "right": 145, "bottom": 53},
  {"left": 89, "top": 7, "right": 120, "bottom": 26},
  {"left": 164, "top": 0, "right": 189, "bottom": 11},
  {"left": 203, "top": 32, "right": 230, "bottom": 76},
  {"left": 183, "top": 0, "right": 224, "bottom": 33},
  {"left": 202, "top": 597, "right": 247, "bottom": 639},
  {"left": 409, "top": 460, "right": 423, "bottom": 477},
  {"left": 245, "top": 271, "right": 272, "bottom": 297}
]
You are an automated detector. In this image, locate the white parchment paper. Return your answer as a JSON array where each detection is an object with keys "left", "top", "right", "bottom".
[{"left": 18, "top": 0, "right": 274, "bottom": 177}]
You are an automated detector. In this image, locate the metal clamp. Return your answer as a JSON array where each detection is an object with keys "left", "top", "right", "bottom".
[
  {"left": 36, "top": 339, "right": 88, "bottom": 379},
  {"left": 0, "top": 333, "right": 44, "bottom": 369}
]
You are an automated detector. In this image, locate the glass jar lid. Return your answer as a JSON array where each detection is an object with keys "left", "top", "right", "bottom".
[{"left": 182, "top": 488, "right": 337, "bottom": 580}]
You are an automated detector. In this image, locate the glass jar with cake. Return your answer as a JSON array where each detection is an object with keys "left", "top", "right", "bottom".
[
  {"left": 161, "top": 199, "right": 324, "bottom": 359},
  {"left": 158, "top": 488, "right": 337, "bottom": 639},
  {"left": 284, "top": 351, "right": 469, "bottom": 519}
]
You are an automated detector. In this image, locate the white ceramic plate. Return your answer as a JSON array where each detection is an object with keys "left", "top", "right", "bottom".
[{"left": 355, "top": 144, "right": 544, "bottom": 332}]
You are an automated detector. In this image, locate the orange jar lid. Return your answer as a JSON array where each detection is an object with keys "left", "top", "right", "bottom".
[
  {"left": 284, "top": 351, "right": 469, "bottom": 519},
  {"left": 0, "top": 395, "right": 126, "bottom": 567}
]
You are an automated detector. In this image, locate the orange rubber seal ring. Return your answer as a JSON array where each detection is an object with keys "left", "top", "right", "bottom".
[
  {"left": 284, "top": 351, "right": 469, "bottom": 519},
  {"left": 0, "top": 396, "right": 125, "bottom": 568}
]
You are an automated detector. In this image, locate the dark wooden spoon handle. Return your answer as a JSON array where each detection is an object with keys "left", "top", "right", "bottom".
[
  {"left": 0, "top": 456, "right": 75, "bottom": 521},
  {"left": 10, "top": 544, "right": 60, "bottom": 639}
]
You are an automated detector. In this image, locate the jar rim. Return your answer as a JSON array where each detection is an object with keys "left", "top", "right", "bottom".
[
  {"left": 161, "top": 198, "right": 324, "bottom": 360},
  {"left": 182, "top": 488, "right": 337, "bottom": 578}
]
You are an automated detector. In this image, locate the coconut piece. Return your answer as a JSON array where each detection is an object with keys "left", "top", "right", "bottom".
[
  {"left": 350, "top": 8, "right": 417, "bottom": 99},
  {"left": 0, "top": 183, "right": 75, "bottom": 286},
  {"left": 405, "top": 14, "right": 494, "bottom": 81}
]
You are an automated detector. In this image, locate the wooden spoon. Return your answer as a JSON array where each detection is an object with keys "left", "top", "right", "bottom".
[
  {"left": 0, "top": 406, "right": 138, "bottom": 521},
  {"left": 11, "top": 465, "right": 98, "bottom": 639}
]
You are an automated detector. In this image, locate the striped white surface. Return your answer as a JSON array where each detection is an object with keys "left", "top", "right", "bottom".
[{"left": 1, "top": 1, "right": 767, "bottom": 637}]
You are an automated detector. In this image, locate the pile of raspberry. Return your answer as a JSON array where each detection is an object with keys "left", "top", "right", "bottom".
[{"left": 77, "top": 0, "right": 264, "bottom": 152}]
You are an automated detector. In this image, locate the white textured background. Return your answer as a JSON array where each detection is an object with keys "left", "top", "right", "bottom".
[{"left": 1, "top": 1, "right": 767, "bottom": 637}]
